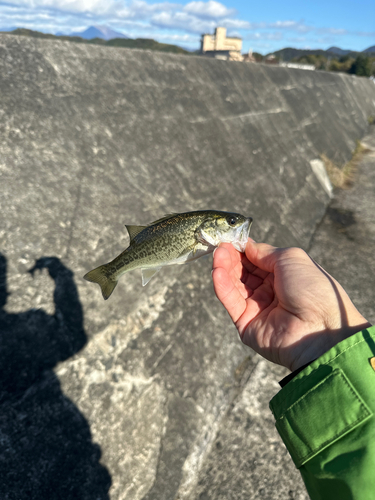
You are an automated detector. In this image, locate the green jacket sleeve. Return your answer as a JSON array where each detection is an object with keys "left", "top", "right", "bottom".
[{"left": 269, "top": 326, "right": 375, "bottom": 500}]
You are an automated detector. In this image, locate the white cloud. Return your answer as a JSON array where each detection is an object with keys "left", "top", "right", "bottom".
[
  {"left": 3, "top": 0, "right": 120, "bottom": 15},
  {"left": 44, "top": 0, "right": 117, "bottom": 14},
  {"left": 221, "top": 18, "right": 251, "bottom": 30},
  {"left": 355, "top": 30, "right": 375, "bottom": 37},
  {"left": 271, "top": 20, "right": 299, "bottom": 28},
  {"left": 183, "top": 1, "right": 234, "bottom": 19},
  {"left": 151, "top": 11, "right": 215, "bottom": 34},
  {"left": 245, "top": 32, "right": 283, "bottom": 41},
  {"left": 157, "top": 32, "right": 196, "bottom": 41},
  {"left": 4, "top": 0, "right": 235, "bottom": 22},
  {"left": 287, "top": 37, "right": 308, "bottom": 43},
  {"left": 117, "top": 1, "right": 180, "bottom": 19},
  {"left": 318, "top": 27, "right": 347, "bottom": 35},
  {"left": 269, "top": 20, "right": 311, "bottom": 33}
]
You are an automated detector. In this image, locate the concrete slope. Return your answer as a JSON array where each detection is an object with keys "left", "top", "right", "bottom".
[
  {"left": 309, "top": 129, "right": 375, "bottom": 325},
  {"left": 1, "top": 34, "right": 375, "bottom": 499},
  {"left": 192, "top": 128, "right": 375, "bottom": 499}
]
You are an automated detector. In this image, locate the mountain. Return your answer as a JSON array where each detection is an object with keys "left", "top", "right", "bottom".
[
  {"left": 327, "top": 46, "right": 351, "bottom": 56},
  {"left": 268, "top": 48, "right": 332, "bottom": 61},
  {"left": 105, "top": 38, "right": 189, "bottom": 54},
  {"left": 68, "top": 26, "right": 128, "bottom": 40},
  {"left": 268, "top": 47, "right": 369, "bottom": 61},
  {"left": 1, "top": 28, "right": 190, "bottom": 55},
  {"left": 268, "top": 46, "right": 375, "bottom": 61}
]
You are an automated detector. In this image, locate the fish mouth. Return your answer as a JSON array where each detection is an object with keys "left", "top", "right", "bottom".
[
  {"left": 232, "top": 217, "right": 253, "bottom": 252},
  {"left": 240, "top": 217, "right": 253, "bottom": 239},
  {"left": 244, "top": 217, "right": 253, "bottom": 235}
]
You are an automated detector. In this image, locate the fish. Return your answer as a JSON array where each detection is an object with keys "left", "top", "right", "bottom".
[{"left": 84, "top": 210, "right": 253, "bottom": 300}]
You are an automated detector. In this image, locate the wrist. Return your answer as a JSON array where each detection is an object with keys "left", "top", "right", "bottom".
[{"left": 290, "top": 321, "right": 372, "bottom": 372}]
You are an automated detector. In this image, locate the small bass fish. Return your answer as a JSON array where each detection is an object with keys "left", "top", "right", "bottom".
[{"left": 84, "top": 210, "right": 253, "bottom": 300}]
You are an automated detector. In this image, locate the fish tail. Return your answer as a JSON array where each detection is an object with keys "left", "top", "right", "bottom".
[{"left": 84, "top": 264, "right": 118, "bottom": 300}]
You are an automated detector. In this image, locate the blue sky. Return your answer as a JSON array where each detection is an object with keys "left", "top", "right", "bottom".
[{"left": 1, "top": 0, "right": 374, "bottom": 54}]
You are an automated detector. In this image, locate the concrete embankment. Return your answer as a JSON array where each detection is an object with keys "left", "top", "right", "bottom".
[{"left": 1, "top": 34, "right": 375, "bottom": 499}]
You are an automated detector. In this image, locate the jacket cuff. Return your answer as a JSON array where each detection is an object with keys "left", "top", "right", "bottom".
[
  {"left": 269, "top": 326, "right": 375, "bottom": 468},
  {"left": 279, "top": 359, "right": 317, "bottom": 388}
]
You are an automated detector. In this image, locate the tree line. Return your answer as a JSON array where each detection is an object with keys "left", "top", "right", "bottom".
[
  {"left": 292, "top": 53, "right": 374, "bottom": 77},
  {"left": 254, "top": 51, "right": 374, "bottom": 77}
]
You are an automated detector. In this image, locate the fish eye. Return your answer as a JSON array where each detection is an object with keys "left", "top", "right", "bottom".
[{"left": 227, "top": 216, "right": 237, "bottom": 226}]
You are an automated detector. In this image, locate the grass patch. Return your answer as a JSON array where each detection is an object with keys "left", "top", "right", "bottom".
[{"left": 321, "top": 141, "right": 369, "bottom": 189}]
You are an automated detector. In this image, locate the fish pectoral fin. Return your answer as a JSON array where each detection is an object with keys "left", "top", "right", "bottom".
[
  {"left": 141, "top": 267, "right": 162, "bottom": 286},
  {"left": 125, "top": 225, "right": 147, "bottom": 242},
  {"left": 181, "top": 242, "right": 213, "bottom": 263},
  {"left": 193, "top": 242, "right": 211, "bottom": 255}
]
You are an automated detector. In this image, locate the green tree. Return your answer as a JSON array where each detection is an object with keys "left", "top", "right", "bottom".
[
  {"left": 329, "top": 59, "right": 342, "bottom": 72},
  {"left": 329, "top": 57, "right": 355, "bottom": 73},
  {"left": 350, "top": 55, "right": 372, "bottom": 77},
  {"left": 292, "top": 54, "right": 327, "bottom": 70},
  {"left": 339, "top": 54, "right": 350, "bottom": 63},
  {"left": 253, "top": 52, "right": 263, "bottom": 62}
]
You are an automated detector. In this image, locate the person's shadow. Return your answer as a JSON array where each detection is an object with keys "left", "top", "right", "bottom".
[{"left": 0, "top": 253, "right": 111, "bottom": 499}]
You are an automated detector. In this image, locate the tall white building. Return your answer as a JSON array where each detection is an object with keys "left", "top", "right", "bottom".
[{"left": 201, "top": 27, "right": 243, "bottom": 61}]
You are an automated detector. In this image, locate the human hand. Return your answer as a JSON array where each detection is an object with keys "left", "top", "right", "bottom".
[
  {"left": 28, "top": 257, "right": 72, "bottom": 280},
  {"left": 212, "top": 241, "right": 371, "bottom": 371}
]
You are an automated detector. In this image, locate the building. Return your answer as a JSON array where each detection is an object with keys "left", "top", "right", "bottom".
[
  {"left": 201, "top": 27, "right": 243, "bottom": 61},
  {"left": 243, "top": 49, "right": 256, "bottom": 63},
  {"left": 264, "top": 54, "right": 278, "bottom": 65}
]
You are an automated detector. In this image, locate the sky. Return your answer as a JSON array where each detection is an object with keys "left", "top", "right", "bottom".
[{"left": 1, "top": 0, "right": 374, "bottom": 54}]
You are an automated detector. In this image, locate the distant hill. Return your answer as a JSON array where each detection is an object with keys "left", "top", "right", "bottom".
[
  {"left": 268, "top": 46, "right": 375, "bottom": 61},
  {"left": 0, "top": 28, "right": 191, "bottom": 55},
  {"left": 268, "top": 48, "right": 334, "bottom": 61},
  {"left": 105, "top": 38, "right": 189, "bottom": 54},
  {"left": 66, "top": 26, "right": 128, "bottom": 40},
  {"left": 327, "top": 46, "right": 351, "bottom": 56},
  {"left": 268, "top": 47, "right": 361, "bottom": 61}
]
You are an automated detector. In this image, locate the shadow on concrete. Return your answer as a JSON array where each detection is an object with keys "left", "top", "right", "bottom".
[{"left": 0, "top": 254, "right": 111, "bottom": 499}]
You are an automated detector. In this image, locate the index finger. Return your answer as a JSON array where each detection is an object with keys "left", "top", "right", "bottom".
[{"left": 212, "top": 265, "right": 247, "bottom": 324}]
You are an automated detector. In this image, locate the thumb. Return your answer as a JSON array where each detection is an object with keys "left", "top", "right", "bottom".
[{"left": 245, "top": 240, "right": 281, "bottom": 273}]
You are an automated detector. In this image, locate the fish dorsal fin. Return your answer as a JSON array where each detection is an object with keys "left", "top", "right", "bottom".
[
  {"left": 125, "top": 225, "right": 147, "bottom": 241},
  {"left": 141, "top": 267, "right": 162, "bottom": 286},
  {"left": 148, "top": 213, "right": 178, "bottom": 226}
]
